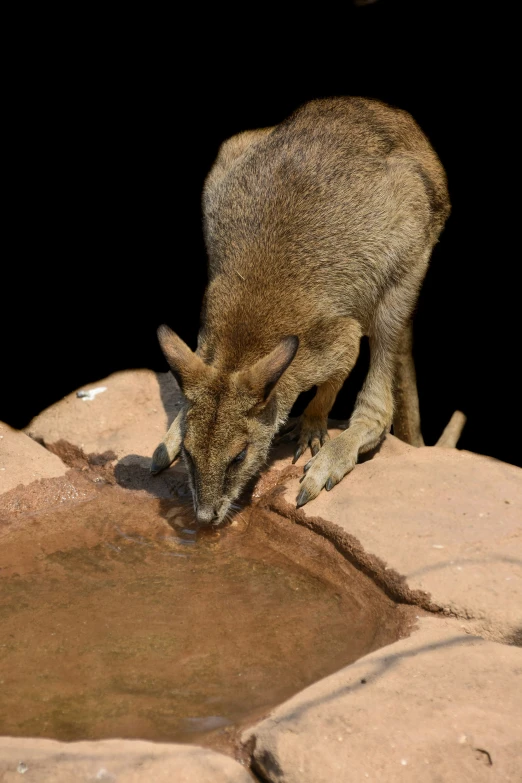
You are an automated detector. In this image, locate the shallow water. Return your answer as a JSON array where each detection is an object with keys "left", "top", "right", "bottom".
[{"left": 0, "top": 485, "right": 408, "bottom": 749}]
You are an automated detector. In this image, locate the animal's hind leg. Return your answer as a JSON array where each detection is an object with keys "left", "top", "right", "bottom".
[
  {"left": 392, "top": 321, "right": 424, "bottom": 446},
  {"left": 296, "top": 278, "right": 422, "bottom": 507},
  {"left": 150, "top": 412, "right": 183, "bottom": 474}
]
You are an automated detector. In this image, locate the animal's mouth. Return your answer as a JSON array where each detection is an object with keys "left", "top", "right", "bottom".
[
  {"left": 212, "top": 499, "right": 235, "bottom": 527},
  {"left": 193, "top": 497, "right": 233, "bottom": 527},
  {"left": 213, "top": 497, "right": 246, "bottom": 528}
]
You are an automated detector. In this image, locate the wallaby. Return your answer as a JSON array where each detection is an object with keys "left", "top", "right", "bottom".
[{"left": 151, "top": 97, "right": 450, "bottom": 525}]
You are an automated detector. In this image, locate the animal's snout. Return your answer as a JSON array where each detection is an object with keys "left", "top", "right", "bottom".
[{"left": 195, "top": 505, "right": 220, "bottom": 525}]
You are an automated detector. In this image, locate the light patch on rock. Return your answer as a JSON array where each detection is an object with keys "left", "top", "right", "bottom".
[{"left": 76, "top": 386, "right": 107, "bottom": 401}]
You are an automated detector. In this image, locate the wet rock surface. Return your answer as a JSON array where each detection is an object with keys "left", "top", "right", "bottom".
[{"left": 1, "top": 368, "right": 521, "bottom": 781}]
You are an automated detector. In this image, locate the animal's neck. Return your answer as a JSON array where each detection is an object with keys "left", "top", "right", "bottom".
[
  {"left": 200, "top": 258, "right": 303, "bottom": 367},
  {"left": 197, "top": 264, "right": 309, "bottom": 426},
  {"left": 200, "top": 311, "right": 290, "bottom": 372}
]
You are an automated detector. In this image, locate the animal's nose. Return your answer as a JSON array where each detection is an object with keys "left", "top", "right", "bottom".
[{"left": 196, "top": 506, "right": 219, "bottom": 525}]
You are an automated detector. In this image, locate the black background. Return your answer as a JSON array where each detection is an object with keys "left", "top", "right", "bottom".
[{"left": 3, "top": 2, "right": 520, "bottom": 467}]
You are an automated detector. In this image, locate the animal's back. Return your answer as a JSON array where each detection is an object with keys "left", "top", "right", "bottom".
[{"left": 201, "top": 97, "right": 449, "bottom": 347}]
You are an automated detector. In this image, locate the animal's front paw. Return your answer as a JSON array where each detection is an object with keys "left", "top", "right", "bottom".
[
  {"left": 150, "top": 413, "right": 183, "bottom": 474},
  {"left": 277, "top": 415, "right": 330, "bottom": 463},
  {"left": 295, "top": 436, "right": 356, "bottom": 507},
  {"left": 150, "top": 441, "right": 175, "bottom": 474},
  {"left": 293, "top": 416, "right": 330, "bottom": 463}
]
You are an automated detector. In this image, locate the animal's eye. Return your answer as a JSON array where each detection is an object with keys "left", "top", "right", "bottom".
[{"left": 230, "top": 447, "right": 247, "bottom": 467}]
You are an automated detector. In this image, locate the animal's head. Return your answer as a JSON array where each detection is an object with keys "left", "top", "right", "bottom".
[{"left": 157, "top": 325, "right": 298, "bottom": 525}]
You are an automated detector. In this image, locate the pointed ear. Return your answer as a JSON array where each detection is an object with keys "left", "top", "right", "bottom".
[
  {"left": 157, "top": 324, "right": 209, "bottom": 395},
  {"left": 239, "top": 336, "right": 299, "bottom": 404}
]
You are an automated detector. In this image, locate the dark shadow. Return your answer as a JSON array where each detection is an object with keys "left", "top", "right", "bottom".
[
  {"left": 288, "top": 386, "right": 317, "bottom": 418},
  {"left": 330, "top": 336, "right": 370, "bottom": 420},
  {"left": 114, "top": 453, "right": 187, "bottom": 500},
  {"left": 358, "top": 437, "right": 387, "bottom": 464},
  {"left": 506, "top": 627, "right": 522, "bottom": 648},
  {"left": 110, "top": 373, "right": 183, "bottom": 501},
  {"left": 155, "top": 371, "right": 182, "bottom": 429}
]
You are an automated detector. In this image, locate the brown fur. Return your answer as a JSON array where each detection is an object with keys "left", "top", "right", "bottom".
[{"left": 152, "top": 97, "right": 450, "bottom": 524}]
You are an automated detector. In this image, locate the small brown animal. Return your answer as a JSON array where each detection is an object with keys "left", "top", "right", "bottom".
[{"left": 152, "top": 97, "right": 450, "bottom": 525}]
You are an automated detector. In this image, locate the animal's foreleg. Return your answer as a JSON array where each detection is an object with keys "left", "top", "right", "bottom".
[{"left": 150, "top": 412, "right": 183, "bottom": 474}]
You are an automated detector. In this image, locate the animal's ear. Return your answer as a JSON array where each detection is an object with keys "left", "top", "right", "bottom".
[
  {"left": 239, "top": 336, "right": 299, "bottom": 405},
  {"left": 157, "top": 325, "right": 209, "bottom": 395}
]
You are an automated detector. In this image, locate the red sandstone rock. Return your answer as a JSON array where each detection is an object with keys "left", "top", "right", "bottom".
[
  {"left": 243, "top": 615, "right": 522, "bottom": 783},
  {"left": 24, "top": 369, "right": 181, "bottom": 463},
  {"left": 0, "top": 421, "right": 67, "bottom": 494},
  {"left": 281, "top": 435, "right": 522, "bottom": 642}
]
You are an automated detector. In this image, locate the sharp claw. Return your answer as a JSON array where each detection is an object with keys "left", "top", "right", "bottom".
[
  {"left": 325, "top": 477, "right": 334, "bottom": 491},
  {"left": 296, "top": 487, "right": 311, "bottom": 508},
  {"left": 292, "top": 445, "right": 304, "bottom": 464},
  {"left": 311, "top": 443, "right": 320, "bottom": 457},
  {"left": 304, "top": 459, "right": 313, "bottom": 472}
]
